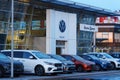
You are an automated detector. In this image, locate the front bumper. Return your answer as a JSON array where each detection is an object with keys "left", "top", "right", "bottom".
[
  {"left": 63, "top": 65, "right": 76, "bottom": 72},
  {"left": 44, "top": 63, "right": 63, "bottom": 73}
]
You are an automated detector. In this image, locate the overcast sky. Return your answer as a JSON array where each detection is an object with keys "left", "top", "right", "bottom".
[{"left": 71, "top": 0, "right": 120, "bottom": 11}]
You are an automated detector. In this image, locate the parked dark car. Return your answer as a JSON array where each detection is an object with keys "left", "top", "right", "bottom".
[
  {"left": 80, "top": 54, "right": 113, "bottom": 71},
  {"left": 85, "top": 52, "right": 120, "bottom": 69},
  {"left": 0, "top": 53, "right": 24, "bottom": 77},
  {"left": 110, "top": 52, "right": 120, "bottom": 59},
  {"left": 61, "top": 55, "right": 95, "bottom": 72},
  {"left": 48, "top": 54, "right": 76, "bottom": 73}
]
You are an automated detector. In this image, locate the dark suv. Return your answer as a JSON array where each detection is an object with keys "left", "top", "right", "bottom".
[
  {"left": 0, "top": 53, "right": 24, "bottom": 77},
  {"left": 80, "top": 54, "right": 113, "bottom": 71}
]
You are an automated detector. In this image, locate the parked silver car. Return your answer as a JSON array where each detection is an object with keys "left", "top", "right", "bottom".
[{"left": 48, "top": 54, "right": 76, "bottom": 73}]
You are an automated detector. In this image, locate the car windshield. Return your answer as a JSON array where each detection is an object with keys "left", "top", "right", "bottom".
[
  {"left": 72, "top": 55, "right": 84, "bottom": 61},
  {"left": 32, "top": 51, "right": 51, "bottom": 59},
  {"left": 102, "top": 53, "right": 113, "bottom": 59},
  {"left": 88, "top": 55, "right": 99, "bottom": 60},
  {"left": 50, "top": 55, "right": 66, "bottom": 61},
  {"left": 0, "top": 53, "right": 9, "bottom": 60}
]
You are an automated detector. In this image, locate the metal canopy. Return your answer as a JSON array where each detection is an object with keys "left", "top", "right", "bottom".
[
  {"left": 96, "top": 38, "right": 108, "bottom": 42},
  {"left": 40, "top": 0, "right": 120, "bottom": 16}
]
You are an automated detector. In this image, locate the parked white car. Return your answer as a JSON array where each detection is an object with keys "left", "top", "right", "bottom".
[
  {"left": 86, "top": 52, "right": 120, "bottom": 69},
  {"left": 1, "top": 50, "right": 63, "bottom": 76}
]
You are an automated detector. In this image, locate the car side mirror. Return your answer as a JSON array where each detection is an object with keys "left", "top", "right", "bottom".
[
  {"left": 29, "top": 56, "right": 34, "bottom": 59},
  {"left": 102, "top": 56, "right": 106, "bottom": 59}
]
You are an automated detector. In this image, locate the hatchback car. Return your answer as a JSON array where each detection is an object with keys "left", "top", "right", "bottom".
[
  {"left": 80, "top": 54, "right": 113, "bottom": 71},
  {"left": 86, "top": 52, "right": 120, "bottom": 69},
  {"left": 0, "top": 53, "right": 24, "bottom": 77},
  {"left": 1, "top": 50, "right": 63, "bottom": 76},
  {"left": 48, "top": 54, "right": 75, "bottom": 73},
  {"left": 61, "top": 55, "right": 95, "bottom": 72}
]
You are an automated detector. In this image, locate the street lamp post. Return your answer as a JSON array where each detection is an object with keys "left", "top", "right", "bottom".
[
  {"left": 11, "top": 0, "right": 14, "bottom": 78},
  {"left": 93, "top": 32, "right": 96, "bottom": 52}
]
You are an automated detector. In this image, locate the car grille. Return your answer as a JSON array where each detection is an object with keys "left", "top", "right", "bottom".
[
  {"left": 53, "top": 68, "right": 62, "bottom": 71},
  {"left": 67, "top": 64, "right": 75, "bottom": 66},
  {"left": 54, "top": 63, "right": 62, "bottom": 67}
]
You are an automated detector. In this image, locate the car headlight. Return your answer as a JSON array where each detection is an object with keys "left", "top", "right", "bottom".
[
  {"left": 44, "top": 61, "right": 54, "bottom": 65},
  {"left": 116, "top": 60, "right": 120, "bottom": 62}
]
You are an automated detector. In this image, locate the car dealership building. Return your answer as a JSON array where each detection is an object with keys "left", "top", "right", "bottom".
[{"left": 0, "top": 0, "right": 119, "bottom": 55}]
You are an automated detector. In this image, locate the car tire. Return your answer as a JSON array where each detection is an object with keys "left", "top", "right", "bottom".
[
  {"left": 110, "top": 63, "right": 116, "bottom": 70},
  {"left": 35, "top": 65, "right": 44, "bottom": 76},
  {"left": 95, "top": 64, "right": 101, "bottom": 71},
  {"left": 77, "top": 66, "right": 83, "bottom": 72}
]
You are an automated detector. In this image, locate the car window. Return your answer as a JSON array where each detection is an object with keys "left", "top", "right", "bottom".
[
  {"left": 32, "top": 51, "right": 51, "bottom": 59},
  {"left": 102, "top": 53, "right": 113, "bottom": 59},
  {"left": 111, "top": 54, "right": 120, "bottom": 58},
  {"left": 14, "top": 52, "right": 23, "bottom": 58},
  {"left": 0, "top": 53, "right": 10, "bottom": 60},
  {"left": 2, "top": 52, "right": 11, "bottom": 57},
  {"left": 89, "top": 55, "right": 99, "bottom": 60},
  {"left": 96, "top": 54, "right": 103, "bottom": 58},
  {"left": 82, "top": 56, "right": 92, "bottom": 60},
  {"left": 23, "top": 52, "right": 35, "bottom": 59}
]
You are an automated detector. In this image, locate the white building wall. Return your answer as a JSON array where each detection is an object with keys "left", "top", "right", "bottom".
[
  {"left": 68, "top": 13, "right": 76, "bottom": 55},
  {"left": 46, "top": 9, "right": 77, "bottom": 55},
  {"left": 46, "top": 10, "right": 56, "bottom": 54},
  {"left": 33, "top": 37, "right": 46, "bottom": 53}
]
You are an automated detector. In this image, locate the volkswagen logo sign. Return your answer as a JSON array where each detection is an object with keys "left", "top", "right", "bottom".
[{"left": 59, "top": 20, "right": 66, "bottom": 33}]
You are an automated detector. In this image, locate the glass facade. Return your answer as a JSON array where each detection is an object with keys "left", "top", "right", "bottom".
[
  {"left": 0, "top": 0, "right": 46, "bottom": 50},
  {"left": 77, "top": 14, "right": 95, "bottom": 54},
  {"left": 114, "top": 33, "right": 120, "bottom": 42},
  {"left": 0, "top": 0, "right": 97, "bottom": 54},
  {"left": 96, "top": 32, "right": 113, "bottom": 43}
]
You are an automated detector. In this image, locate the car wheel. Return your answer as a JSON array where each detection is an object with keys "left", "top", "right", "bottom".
[
  {"left": 77, "top": 66, "right": 83, "bottom": 72},
  {"left": 110, "top": 63, "right": 116, "bottom": 70},
  {"left": 35, "top": 65, "right": 44, "bottom": 76},
  {"left": 95, "top": 64, "right": 101, "bottom": 71}
]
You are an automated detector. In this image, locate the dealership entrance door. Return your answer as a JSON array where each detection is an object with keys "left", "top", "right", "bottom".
[{"left": 56, "top": 40, "right": 67, "bottom": 55}]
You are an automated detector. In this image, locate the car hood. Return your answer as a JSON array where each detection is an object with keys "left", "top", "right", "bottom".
[
  {"left": 39, "top": 58, "right": 62, "bottom": 63},
  {"left": 80, "top": 59, "right": 95, "bottom": 65},
  {"left": 62, "top": 60, "right": 74, "bottom": 65},
  {"left": 0, "top": 59, "right": 11, "bottom": 64}
]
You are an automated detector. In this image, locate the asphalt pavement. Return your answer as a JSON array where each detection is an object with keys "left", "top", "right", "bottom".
[{"left": 1, "top": 70, "right": 120, "bottom": 80}]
